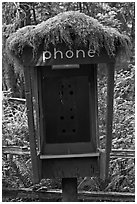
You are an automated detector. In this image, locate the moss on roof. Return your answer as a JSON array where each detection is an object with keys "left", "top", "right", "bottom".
[{"left": 6, "top": 11, "right": 131, "bottom": 65}]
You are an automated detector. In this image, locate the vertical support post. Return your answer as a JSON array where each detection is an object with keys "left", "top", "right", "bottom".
[
  {"left": 31, "top": 68, "right": 41, "bottom": 152},
  {"left": 105, "top": 62, "right": 115, "bottom": 179},
  {"left": 24, "top": 66, "right": 40, "bottom": 184},
  {"left": 89, "top": 64, "right": 98, "bottom": 151},
  {"left": 62, "top": 178, "right": 78, "bottom": 202},
  {"left": 94, "top": 64, "right": 100, "bottom": 149}
]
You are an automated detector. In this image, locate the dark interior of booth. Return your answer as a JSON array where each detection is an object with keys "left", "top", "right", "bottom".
[{"left": 37, "top": 64, "right": 98, "bottom": 154}]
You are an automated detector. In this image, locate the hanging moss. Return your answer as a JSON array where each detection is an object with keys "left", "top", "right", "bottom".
[{"left": 6, "top": 11, "right": 131, "bottom": 66}]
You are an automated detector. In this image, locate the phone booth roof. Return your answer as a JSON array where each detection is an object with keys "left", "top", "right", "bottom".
[{"left": 5, "top": 11, "right": 131, "bottom": 67}]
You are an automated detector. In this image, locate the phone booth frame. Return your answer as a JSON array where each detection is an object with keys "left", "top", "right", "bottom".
[{"left": 22, "top": 44, "right": 116, "bottom": 183}]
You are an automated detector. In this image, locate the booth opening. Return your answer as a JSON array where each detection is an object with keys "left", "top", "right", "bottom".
[{"left": 37, "top": 64, "right": 97, "bottom": 153}]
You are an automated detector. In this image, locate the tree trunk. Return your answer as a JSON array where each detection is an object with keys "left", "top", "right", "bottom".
[{"left": 4, "top": 63, "right": 19, "bottom": 97}]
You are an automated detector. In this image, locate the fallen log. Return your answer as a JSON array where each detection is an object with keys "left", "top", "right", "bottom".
[{"left": 2, "top": 188, "right": 135, "bottom": 202}]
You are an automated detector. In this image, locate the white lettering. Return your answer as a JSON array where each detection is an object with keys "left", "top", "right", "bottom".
[
  {"left": 65, "top": 50, "right": 74, "bottom": 58},
  {"left": 54, "top": 48, "right": 63, "bottom": 59},
  {"left": 88, "top": 49, "right": 95, "bottom": 58},
  {"left": 76, "top": 50, "right": 86, "bottom": 58},
  {"left": 43, "top": 51, "right": 51, "bottom": 62},
  {"left": 43, "top": 48, "right": 96, "bottom": 62}
]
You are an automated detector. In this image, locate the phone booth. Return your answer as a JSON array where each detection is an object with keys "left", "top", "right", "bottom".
[
  {"left": 6, "top": 11, "right": 130, "bottom": 201},
  {"left": 37, "top": 46, "right": 100, "bottom": 179}
]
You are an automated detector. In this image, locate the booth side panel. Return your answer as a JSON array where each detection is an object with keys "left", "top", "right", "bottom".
[
  {"left": 24, "top": 66, "right": 40, "bottom": 183},
  {"left": 41, "top": 157, "right": 99, "bottom": 178}
]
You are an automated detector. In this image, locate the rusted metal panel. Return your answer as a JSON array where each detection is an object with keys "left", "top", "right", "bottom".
[{"left": 41, "top": 157, "right": 99, "bottom": 178}]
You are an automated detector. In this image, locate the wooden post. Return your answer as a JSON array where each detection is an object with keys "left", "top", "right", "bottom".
[
  {"left": 62, "top": 178, "right": 78, "bottom": 202},
  {"left": 24, "top": 66, "right": 40, "bottom": 184},
  {"left": 105, "top": 62, "right": 115, "bottom": 179},
  {"left": 94, "top": 65, "right": 100, "bottom": 149}
]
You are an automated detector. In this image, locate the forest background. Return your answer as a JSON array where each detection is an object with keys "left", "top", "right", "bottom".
[{"left": 2, "top": 2, "right": 135, "bottom": 200}]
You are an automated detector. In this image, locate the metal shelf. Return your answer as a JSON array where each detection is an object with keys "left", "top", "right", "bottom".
[{"left": 40, "top": 152, "right": 100, "bottom": 159}]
